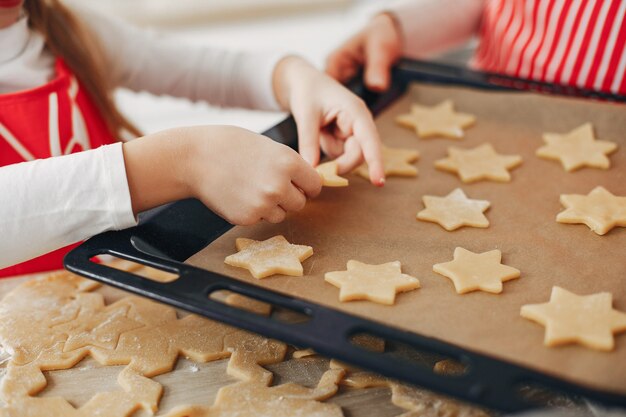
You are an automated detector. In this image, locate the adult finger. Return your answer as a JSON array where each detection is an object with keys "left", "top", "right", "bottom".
[
  {"left": 326, "top": 34, "right": 364, "bottom": 82},
  {"left": 363, "top": 33, "right": 396, "bottom": 92}
]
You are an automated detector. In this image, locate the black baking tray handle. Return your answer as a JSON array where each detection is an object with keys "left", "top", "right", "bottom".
[{"left": 65, "top": 226, "right": 626, "bottom": 413}]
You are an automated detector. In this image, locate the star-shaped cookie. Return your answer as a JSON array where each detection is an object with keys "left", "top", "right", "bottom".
[
  {"left": 224, "top": 235, "right": 313, "bottom": 279},
  {"left": 417, "top": 188, "right": 490, "bottom": 231},
  {"left": 316, "top": 161, "right": 348, "bottom": 187},
  {"left": 324, "top": 260, "right": 420, "bottom": 305},
  {"left": 433, "top": 247, "right": 520, "bottom": 294},
  {"left": 521, "top": 286, "right": 626, "bottom": 351},
  {"left": 557, "top": 186, "right": 626, "bottom": 235},
  {"left": 354, "top": 145, "right": 419, "bottom": 180},
  {"left": 395, "top": 100, "right": 476, "bottom": 139},
  {"left": 536, "top": 123, "right": 618, "bottom": 171},
  {"left": 435, "top": 143, "right": 522, "bottom": 183}
]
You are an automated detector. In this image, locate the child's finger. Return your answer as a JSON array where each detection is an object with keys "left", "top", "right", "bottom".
[
  {"left": 334, "top": 137, "right": 364, "bottom": 174},
  {"left": 263, "top": 206, "right": 287, "bottom": 224},
  {"left": 364, "top": 34, "right": 395, "bottom": 92},
  {"left": 294, "top": 107, "right": 322, "bottom": 167},
  {"left": 289, "top": 156, "right": 323, "bottom": 199},
  {"left": 320, "top": 132, "right": 345, "bottom": 159},
  {"left": 352, "top": 117, "right": 385, "bottom": 185},
  {"left": 280, "top": 184, "right": 307, "bottom": 212}
]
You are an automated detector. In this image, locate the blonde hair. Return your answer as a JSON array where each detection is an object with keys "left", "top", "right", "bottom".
[{"left": 25, "top": 0, "right": 141, "bottom": 138}]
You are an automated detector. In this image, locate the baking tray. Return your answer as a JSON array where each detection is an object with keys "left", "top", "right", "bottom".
[{"left": 65, "top": 59, "right": 626, "bottom": 413}]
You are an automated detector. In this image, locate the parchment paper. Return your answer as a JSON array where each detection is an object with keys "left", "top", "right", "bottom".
[{"left": 187, "top": 83, "right": 626, "bottom": 395}]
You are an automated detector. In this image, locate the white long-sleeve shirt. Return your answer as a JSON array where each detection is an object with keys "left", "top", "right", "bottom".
[{"left": 0, "top": 6, "right": 283, "bottom": 269}]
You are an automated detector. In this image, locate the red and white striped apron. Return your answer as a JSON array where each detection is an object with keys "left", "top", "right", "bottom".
[
  {"left": 0, "top": 58, "right": 116, "bottom": 278},
  {"left": 473, "top": 0, "right": 626, "bottom": 95}
]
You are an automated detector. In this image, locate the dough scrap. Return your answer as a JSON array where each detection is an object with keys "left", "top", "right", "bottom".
[
  {"left": 521, "top": 286, "right": 626, "bottom": 351},
  {"left": 433, "top": 247, "right": 521, "bottom": 294},
  {"left": 341, "top": 371, "right": 489, "bottom": 417},
  {"left": 224, "top": 292, "right": 273, "bottom": 316},
  {"left": 433, "top": 359, "right": 467, "bottom": 376},
  {"left": 417, "top": 188, "right": 490, "bottom": 231},
  {"left": 224, "top": 235, "right": 314, "bottom": 279},
  {"left": 325, "top": 260, "right": 420, "bottom": 305},
  {"left": 435, "top": 143, "right": 522, "bottom": 183},
  {"left": 293, "top": 333, "right": 385, "bottom": 370},
  {"left": 292, "top": 348, "right": 316, "bottom": 359},
  {"left": 395, "top": 100, "right": 476, "bottom": 139},
  {"left": 354, "top": 145, "right": 419, "bottom": 179},
  {"left": 556, "top": 186, "right": 626, "bottom": 235},
  {"left": 329, "top": 333, "right": 385, "bottom": 371},
  {"left": 536, "top": 123, "right": 618, "bottom": 171},
  {"left": 316, "top": 161, "right": 349, "bottom": 187},
  {"left": 163, "top": 368, "right": 344, "bottom": 417},
  {"left": 0, "top": 367, "right": 162, "bottom": 417}
]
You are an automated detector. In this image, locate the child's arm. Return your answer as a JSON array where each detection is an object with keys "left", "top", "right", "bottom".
[
  {"left": 326, "top": 0, "right": 485, "bottom": 91},
  {"left": 0, "top": 125, "right": 321, "bottom": 269},
  {"left": 71, "top": 5, "right": 384, "bottom": 184}
]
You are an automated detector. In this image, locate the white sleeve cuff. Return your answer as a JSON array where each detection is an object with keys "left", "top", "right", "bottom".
[
  {"left": 240, "top": 50, "right": 285, "bottom": 111},
  {"left": 100, "top": 142, "right": 138, "bottom": 230}
]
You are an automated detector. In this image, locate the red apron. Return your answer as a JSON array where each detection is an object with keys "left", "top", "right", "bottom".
[{"left": 0, "top": 59, "right": 116, "bottom": 277}]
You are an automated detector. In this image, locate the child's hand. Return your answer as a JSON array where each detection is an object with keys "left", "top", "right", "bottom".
[
  {"left": 326, "top": 13, "right": 402, "bottom": 92},
  {"left": 273, "top": 56, "right": 385, "bottom": 186},
  {"left": 123, "top": 126, "right": 322, "bottom": 225}
]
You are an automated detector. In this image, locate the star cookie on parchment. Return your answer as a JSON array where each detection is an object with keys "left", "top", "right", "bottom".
[
  {"left": 435, "top": 143, "right": 522, "bottom": 183},
  {"left": 556, "top": 186, "right": 626, "bottom": 235},
  {"left": 417, "top": 188, "right": 490, "bottom": 231},
  {"left": 395, "top": 100, "right": 476, "bottom": 139},
  {"left": 521, "top": 286, "right": 626, "bottom": 351},
  {"left": 224, "top": 235, "right": 313, "bottom": 279},
  {"left": 325, "top": 260, "right": 420, "bottom": 305},
  {"left": 354, "top": 145, "right": 419, "bottom": 179},
  {"left": 536, "top": 123, "right": 618, "bottom": 171},
  {"left": 316, "top": 161, "right": 348, "bottom": 187},
  {"left": 433, "top": 247, "right": 520, "bottom": 294}
]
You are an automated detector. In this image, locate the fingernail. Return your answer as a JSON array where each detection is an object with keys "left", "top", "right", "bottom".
[{"left": 377, "top": 177, "right": 386, "bottom": 187}]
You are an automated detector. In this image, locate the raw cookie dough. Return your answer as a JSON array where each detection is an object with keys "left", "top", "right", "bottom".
[
  {"left": 324, "top": 260, "right": 420, "bottom": 305},
  {"left": 417, "top": 188, "right": 490, "bottom": 231},
  {"left": 224, "top": 293, "right": 272, "bottom": 316},
  {"left": 536, "top": 123, "right": 618, "bottom": 171},
  {"left": 293, "top": 333, "right": 385, "bottom": 367},
  {"left": 0, "top": 269, "right": 290, "bottom": 416},
  {"left": 435, "top": 143, "right": 522, "bottom": 183},
  {"left": 521, "top": 286, "right": 626, "bottom": 351},
  {"left": 395, "top": 100, "right": 476, "bottom": 139},
  {"left": 328, "top": 333, "right": 385, "bottom": 371},
  {"left": 316, "top": 161, "right": 349, "bottom": 187},
  {"left": 164, "top": 368, "right": 344, "bottom": 417},
  {"left": 556, "top": 186, "right": 626, "bottom": 235},
  {"left": 341, "top": 371, "right": 490, "bottom": 417},
  {"left": 354, "top": 145, "right": 419, "bottom": 179},
  {"left": 433, "top": 247, "right": 521, "bottom": 294},
  {"left": 224, "top": 235, "right": 314, "bottom": 279}
]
